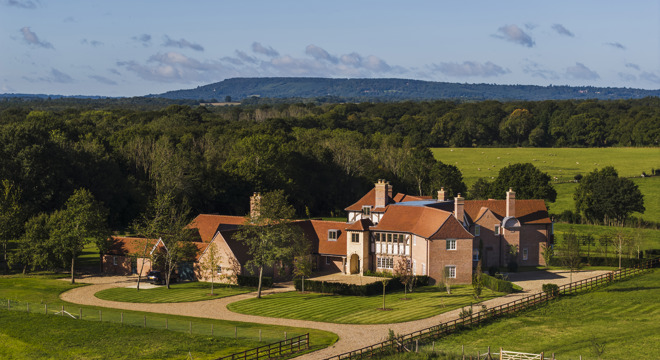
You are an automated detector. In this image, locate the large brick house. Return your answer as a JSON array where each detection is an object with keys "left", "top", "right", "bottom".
[{"left": 105, "top": 180, "right": 552, "bottom": 285}]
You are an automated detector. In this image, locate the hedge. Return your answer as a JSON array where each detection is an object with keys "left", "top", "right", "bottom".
[
  {"left": 294, "top": 275, "right": 430, "bottom": 296},
  {"left": 480, "top": 273, "right": 514, "bottom": 293},
  {"left": 237, "top": 275, "right": 273, "bottom": 288}
]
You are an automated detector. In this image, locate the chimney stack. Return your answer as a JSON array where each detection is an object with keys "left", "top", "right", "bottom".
[
  {"left": 250, "top": 192, "right": 261, "bottom": 219},
  {"left": 506, "top": 188, "right": 516, "bottom": 217},
  {"left": 374, "top": 179, "right": 389, "bottom": 208},
  {"left": 438, "top": 187, "right": 447, "bottom": 201},
  {"left": 454, "top": 193, "right": 465, "bottom": 224}
]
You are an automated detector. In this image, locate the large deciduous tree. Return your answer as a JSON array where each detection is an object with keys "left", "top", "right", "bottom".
[
  {"left": 0, "top": 180, "right": 23, "bottom": 273},
  {"left": 50, "top": 188, "right": 108, "bottom": 284},
  {"left": 488, "top": 163, "right": 557, "bottom": 202},
  {"left": 234, "top": 190, "right": 306, "bottom": 298},
  {"left": 574, "top": 166, "right": 644, "bottom": 226}
]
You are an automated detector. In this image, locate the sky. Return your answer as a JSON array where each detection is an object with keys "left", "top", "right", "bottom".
[{"left": 1, "top": 0, "right": 659, "bottom": 97}]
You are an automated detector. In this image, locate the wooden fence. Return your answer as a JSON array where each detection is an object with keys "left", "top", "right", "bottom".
[
  {"left": 216, "top": 333, "right": 309, "bottom": 360},
  {"left": 325, "top": 258, "right": 658, "bottom": 360},
  {"left": 500, "top": 348, "right": 543, "bottom": 360}
]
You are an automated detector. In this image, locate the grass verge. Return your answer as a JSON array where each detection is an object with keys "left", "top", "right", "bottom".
[
  {"left": 228, "top": 285, "right": 503, "bottom": 324},
  {"left": 95, "top": 281, "right": 254, "bottom": 303}
]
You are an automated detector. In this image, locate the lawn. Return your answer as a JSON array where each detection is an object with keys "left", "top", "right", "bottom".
[
  {"left": 379, "top": 268, "right": 660, "bottom": 360},
  {"left": 431, "top": 147, "right": 660, "bottom": 221},
  {"left": 95, "top": 281, "right": 254, "bottom": 303},
  {"left": 554, "top": 223, "right": 660, "bottom": 252},
  {"left": 0, "top": 275, "right": 338, "bottom": 357},
  {"left": 228, "top": 285, "right": 503, "bottom": 324}
]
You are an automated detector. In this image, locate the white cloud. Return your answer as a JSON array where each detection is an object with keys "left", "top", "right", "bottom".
[
  {"left": 132, "top": 34, "right": 151, "bottom": 47},
  {"left": 252, "top": 42, "right": 279, "bottom": 57},
  {"left": 523, "top": 60, "right": 560, "bottom": 80},
  {"left": 89, "top": 75, "right": 117, "bottom": 85},
  {"left": 565, "top": 62, "right": 599, "bottom": 80},
  {"left": 162, "top": 36, "right": 204, "bottom": 52},
  {"left": 20, "top": 27, "right": 53, "bottom": 49},
  {"left": 494, "top": 24, "right": 535, "bottom": 47},
  {"left": 2, "top": 0, "right": 37, "bottom": 9},
  {"left": 432, "top": 61, "right": 509, "bottom": 77},
  {"left": 306, "top": 44, "right": 338, "bottom": 64}
]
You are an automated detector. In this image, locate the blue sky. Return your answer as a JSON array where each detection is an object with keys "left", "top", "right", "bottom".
[{"left": 1, "top": 0, "right": 659, "bottom": 96}]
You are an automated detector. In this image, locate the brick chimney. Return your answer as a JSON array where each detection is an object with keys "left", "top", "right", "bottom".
[
  {"left": 250, "top": 192, "right": 261, "bottom": 219},
  {"left": 454, "top": 193, "right": 465, "bottom": 224},
  {"left": 506, "top": 188, "right": 516, "bottom": 217},
  {"left": 374, "top": 179, "right": 389, "bottom": 208},
  {"left": 437, "top": 187, "right": 447, "bottom": 201}
]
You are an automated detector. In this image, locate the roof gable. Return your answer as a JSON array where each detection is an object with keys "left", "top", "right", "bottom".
[
  {"left": 187, "top": 214, "right": 247, "bottom": 243},
  {"left": 464, "top": 199, "right": 550, "bottom": 225},
  {"left": 373, "top": 205, "right": 456, "bottom": 239}
]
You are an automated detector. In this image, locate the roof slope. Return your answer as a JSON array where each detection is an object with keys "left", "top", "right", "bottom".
[
  {"left": 373, "top": 205, "right": 472, "bottom": 240},
  {"left": 187, "top": 214, "right": 247, "bottom": 243},
  {"left": 106, "top": 236, "right": 158, "bottom": 256},
  {"left": 297, "top": 220, "right": 348, "bottom": 256},
  {"left": 464, "top": 200, "right": 550, "bottom": 225}
]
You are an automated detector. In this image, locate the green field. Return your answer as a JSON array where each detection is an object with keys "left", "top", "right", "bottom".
[
  {"left": 432, "top": 147, "right": 660, "bottom": 220},
  {"left": 0, "top": 275, "right": 338, "bottom": 358},
  {"left": 380, "top": 269, "right": 659, "bottom": 360},
  {"left": 95, "top": 281, "right": 253, "bottom": 303},
  {"left": 554, "top": 223, "right": 660, "bottom": 252},
  {"left": 228, "top": 285, "right": 502, "bottom": 324}
]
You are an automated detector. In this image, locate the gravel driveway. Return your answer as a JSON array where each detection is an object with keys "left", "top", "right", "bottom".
[{"left": 60, "top": 269, "right": 609, "bottom": 359}]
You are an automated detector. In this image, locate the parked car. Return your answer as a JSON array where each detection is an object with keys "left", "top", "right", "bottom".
[{"left": 147, "top": 270, "right": 177, "bottom": 285}]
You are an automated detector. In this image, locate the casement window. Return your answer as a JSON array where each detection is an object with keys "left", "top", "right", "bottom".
[
  {"left": 351, "top": 233, "right": 360, "bottom": 243},
  {"left": 377, "top": 257, "right": 393, "bottom": 269},
  {"left": 474, "top": 225, "right": 480, "bottom": 236},
  {"left": 113, "top": 256, "right": 117, "bottom": 266},
  {"left": 446, "top": 239, "right": 457, "bottom": 250},
  {"left": 328, "top": 230, "right": 338, "bottom": 241},
  {"left": 445, "top": 265, "right": 456, "bottom": 279},
  {"left": 216, "top": 265, "right": 222, "bottom": 274},
  {"left": 473, "top": 249, "right": 479, "bottom": 261},
  {"left": 523, "top": 248, "right": 529, "bottom": 261},
  {"left": 362, "top": 206, "right": 371, "bottom": 215},
  {"left": 387, "top": 233, "right": 392, "bottom": 242},
  {"left": 494, "top": 225, "right": 501, "bottom": 235}
]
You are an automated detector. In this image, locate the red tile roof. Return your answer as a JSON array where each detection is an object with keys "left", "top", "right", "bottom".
[
  {"left": 344, "top": 188, "right": 394, "bottom": 212},
  {"left": 106, "top": 236, "right": 158, "bottom": 256},
  {"left": 464, "top": 200, "right": 550, "bottom": 225},
  {"left": 187, "top": 214, "right": 247, "bottom": 243},
  {"left": 346, "top": 218, "right": 373, "bottom": 231},
  {"left": 298, "top": 220, "right": 348, "bottom": 256},
  {"left": 373, "top": 205, "right": 473, "bottom": 240}
]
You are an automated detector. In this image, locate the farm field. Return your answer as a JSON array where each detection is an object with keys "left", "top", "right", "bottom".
[
  {"left": 432, "top": 147, "right": 660, "bottom": 220},
  {"left": 228, "top": 285, "right": 503, "bottom": 324},
  {"left": 95, "top": 281, "right": 254, "bottom": 303},
  {"left": 0, "top": 275, "right": 338, "bottom": 358},
  {"left": 380, "top": 269, "right": 660, "bottom": 360},
  {"left": 554, "top": 223, "right": 660, "bottom": 252}
]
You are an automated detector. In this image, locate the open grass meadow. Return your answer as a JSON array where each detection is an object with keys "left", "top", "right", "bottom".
[
  {"left": 554, "top": 223, "right": 660, "bottom": 252},
  {"left": 380, "top": 268, "right": 660, "bottom": 360},
  {"left": 431, "top": 147, "right": 660, "bottom": 220},
  {"left": 0, "top": 275, "right": 338, "bottom": 358},
  {"left": 95, "top": 281, "right": 254, "bottom": 303},
  {"left": 228, "top": 285, "right": 503, "bottom": 324}
]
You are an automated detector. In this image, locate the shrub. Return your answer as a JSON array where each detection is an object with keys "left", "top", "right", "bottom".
[
  {"left": 542, "top": 283, "right": 559, "bottom": 296},
  {"left": 459, "top": 306, "right": 473, "bottom": 319},
  {"left": 363, "top": 270, "right": 394, "bottom": 278},
  {"left": 481, "top": 274, "right": 514, "bottom": 293},
  {"left": 293, "top": 275, "right": 429, "bottom": 296},
  {"left": 237, "top": 275, "right": 273, "bottom": 288},
  {"left": 487, "top": 266, "right": 499, "bottom": 276},
  {"left": 507, "top": 261, "right": 518, "bottom": 272}
]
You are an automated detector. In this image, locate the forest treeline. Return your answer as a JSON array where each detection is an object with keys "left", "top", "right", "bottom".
[{"left": 0, "top": 97, "right": 658, "bottom": 230}]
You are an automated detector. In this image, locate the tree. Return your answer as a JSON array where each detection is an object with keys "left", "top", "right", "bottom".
[
  {"left": 581, "top": 234, "right": 595, "bottom": 264},
  {"left": 394, "top": 258, "right": 413, "bottom": 300},
  {"left": 293, "top": 254, "right": 313, "bottom": 293},
  {"left": 468, "top": 177, "right": 492, "bottom": 200},
  {"left": 380, "top": 278, "right": 390, "bottom": 310},
  {"left": 574, "top": 167, "right": 645, "bottom": 226},
  {"left": 234, "top": 190, "right": 305, "bottom": 298},
  {"left": 0, "top": 180, "right": 23, "bottom": 273},
  {"left": 225, "top": 96, "right": 232, "bottom": 103},
  {"left": 599, "top": 233, "right": 613, "bottom": 266},
  {"left": 49, "top": 189, "right": 108, "bottom": 284},
  {"left": 489, "top": 163, "right": 557, "bottom": 202},
  {"left": 196, "top": 242, "right": 222, "bottom": 295},
  {"left": 556, "top": 228, "right": 582, "bottom": 283},
  {"left": 499, "top": 108, "right": 535, "bottom": 146},
  {"left": 473, "top": 259, "right": 484, "bottom": 300},
  {"left": 10, "top": 213, "right": 51, "bottom": 274}
]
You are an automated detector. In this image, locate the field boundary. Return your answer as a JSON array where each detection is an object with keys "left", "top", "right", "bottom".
[
  {"left": 216, "top": 333, "right": 309, "bottom": 360},
  {"left": 324, "top": 258, "right": 658, "bottom": 360}
]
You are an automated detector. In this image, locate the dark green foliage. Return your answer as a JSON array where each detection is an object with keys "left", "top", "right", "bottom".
[
  {"left": 480, "top": 274, "right": 514, "bottom": 293},
  {"left": 236, "top": 275, "right": 273, "bottom": 288},
  {"left": 542, "top": 283, "right": 559, "bottom": 296},
  {"left": 293, "top": 276, "right": 430, "bottom": 296},
  {"left": 488, "top": 163, "right": 557, "bottom": 202}
]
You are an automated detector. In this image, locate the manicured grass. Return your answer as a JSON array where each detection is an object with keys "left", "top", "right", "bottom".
[
  {"left": 431, "top": 147, "right": 660, "bottom": 221},
  {"left": 554, "top": 223, "right": 660, "bottom": 252},
  {"left": 95, "top": 281, "right": 254, "bottom": 303},
  {"left": 0, "top": 275, "right": 338, "bottom": 356},
  {"left": 228, "top": 285, "right": 503, "bottom": 324},
  {"left": 380, "top": 269, "right": 660, "bottom": 360}
]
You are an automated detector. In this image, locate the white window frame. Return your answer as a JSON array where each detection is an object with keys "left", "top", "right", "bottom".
[
  {"left": 328, "top": 229, "right": 338, "bottom": 241},
  {"left": 494, "top": 225, "right": 500, "bottom": 235},
  {"left": 445, "top": 265, "right": 456, "bottom": 279},
  {"left": 362, "top": 206, "right": 371, "bottom": 215},
  {"left": 351, "top": 233, "right": 360, "bottom": 243},
  {"left": 523, "top": 248, "right": 529, "bottom": 261},
  {"left": 474, "top": 225, "right": 480, "bottom": 236},
  {"left": 446, "top": 239, "right": 457, "bottom": 250},
  {"left": 473, "top": 249, "right": 479, "bottom": 262},
  {"left": 216, "top": 265, "right": 222, "bottom": 274}
]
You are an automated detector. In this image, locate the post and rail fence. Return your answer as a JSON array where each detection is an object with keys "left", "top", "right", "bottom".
[
  {"left": 215, "top": 333, "right": 309, "bottom": 360},
  {"left": 324, "top": 257, "right": 658, "bottom": 360}
]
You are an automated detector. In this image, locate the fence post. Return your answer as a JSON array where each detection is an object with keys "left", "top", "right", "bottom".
[
  {"left": 99, "top": 310, "right": 102, "bottom": 322},
  {"left": 61, "top": 305, "right": 64, "bottom": 316},
  {"left": 211, "top": 324, "right": 214, "bottom": 336},
  {"left": 44, "top": 304, "right": 47, "bottom": 315},
  {"left": 285, "top": 331, "right": 287, "bottom": 340},
  {"left": 7, "top": 299, "right": 9, "bottom": 310},
  {"left": 259, "top": 329, "right": 262, "bottom": 342},
  {"left": 235, "top": 326, "right": 237, "bottom": 339},
  {"left": 121, "top": 312, "right": 123, "bottom": 324},
  {"left": 80, "top": 308, "right": 82, "bottom": 320},
  {"left": 166, "top": 318, "right": 168, "bottom": 330},
  {"left": 189, "top": 321, "right": 192, "bottom": 335}
]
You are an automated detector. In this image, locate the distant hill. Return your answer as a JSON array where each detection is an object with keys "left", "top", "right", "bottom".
[{"left": 154, "top": 77, "right": 660, "bottom": 102}]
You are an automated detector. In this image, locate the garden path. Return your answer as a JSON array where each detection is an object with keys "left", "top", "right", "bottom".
[{"left": 60, "top": 269, "right": 609, "bottom": 359}]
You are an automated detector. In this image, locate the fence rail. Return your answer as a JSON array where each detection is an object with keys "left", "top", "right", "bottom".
[
  {"left": 216, "top": 333, "right": 309, "bottom": 360},
  {"left": 325, "top": 258, "right": 658, "bottom": 360}
]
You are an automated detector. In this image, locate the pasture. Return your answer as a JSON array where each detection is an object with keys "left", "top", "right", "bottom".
[
  {"left": 95, "top": 281, "right": 253, "bottom": 303},
  {"left": 432, "top": 147, "right": 660, "bottom": 220},
  {"left": 227, "top": 285, "right": 503, "bottom": 324},
  {"left": 379, "top": 269, "right": 660, "bottom": 360}
]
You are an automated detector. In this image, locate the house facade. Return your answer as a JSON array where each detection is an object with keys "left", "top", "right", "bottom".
[{"left": 105, "top": 181, "right": 552, "bottom": 285}]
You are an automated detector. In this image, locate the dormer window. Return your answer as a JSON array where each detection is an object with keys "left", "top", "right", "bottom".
[
  {"left": 328, "top": 230, "right": 338, "bottom": 241},
  {"left": 474, "top": 225, "right": 480, "bottom": 236},
  {"left": 495, "top": 225, "right": 501, "bottom": 235},
  {"left": 362, "top": 206, "right": 371, "bottom": 215}
]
